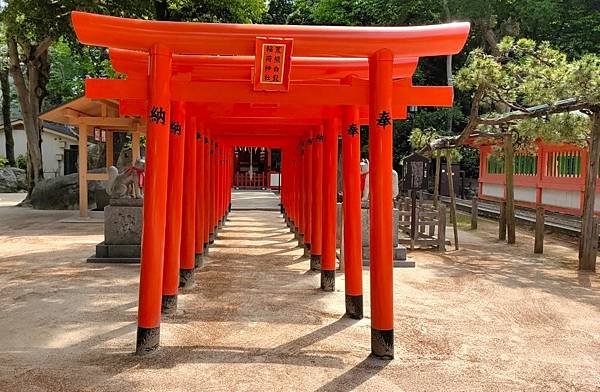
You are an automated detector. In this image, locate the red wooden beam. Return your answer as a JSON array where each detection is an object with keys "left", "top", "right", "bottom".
[{"left": 73, "top": 12, "right": 470, "bottom": 58}]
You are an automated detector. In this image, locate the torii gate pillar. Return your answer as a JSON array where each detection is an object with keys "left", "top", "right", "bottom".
[
  {"left": 341, "top": 105, "right": 363, "bottom": 319},
  {"left": 321, "top": 117, "right": 339, "bottom": 291},
  {"left": 161, "top": 101, "right": 186, "bottom": 315},
  {"left": 368, "top": 48, "right": 394, "bottom": 359},
  {"left": 136, "top": 44, "right": 172, "bottom": 355},
  {"left": 310, "top": 126, "right": 324, "bottom": 271}
]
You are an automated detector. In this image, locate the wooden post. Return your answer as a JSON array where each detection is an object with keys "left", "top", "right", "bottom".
[
  {"left": 433, "top": 153, "right": 441, "bottom": 208},
  {"left": 499, "top": 201, "right": 507, "bottom": 241},
  {"left": 534, "top": 205, "right": 544, "bottom": 254},
  {"left": 410, "top": 190, "right": 417, "bottom": 250},
  {"left": 78, "top": 124, "right": 89, "bottom": 218},
  {"left": 504, "top": 131, "right": 516, "bottom": 244},
  {"left": 105, "top": 131, "right": 114, "bottom": 167},
  {"left": 438, "top": 203, "right": 446, "bottom": 252},
  {"left": 471, "top": 196, "right": 478, "bottom": 230},
  {"left": 132, "top": 129, "right": 141, "bottom": 163},
  {"left": 445, "top": 149, "right": 459, "bottom": 250}
]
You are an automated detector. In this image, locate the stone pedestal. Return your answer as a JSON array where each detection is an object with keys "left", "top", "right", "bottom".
[
  {"left": 88, "top": 198, "right": 143, "bottom": 263},
  {"left": 337, "top": 203, "right": 414, "bottom": 268}
]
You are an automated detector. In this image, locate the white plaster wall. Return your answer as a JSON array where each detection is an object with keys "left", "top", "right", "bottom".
[
  {"left": 0, "top": 128, "right": 28, "bottom": 159},
  {"left": 1, "top": 128, "right": 75, "bottom": 178},
  {"left": 270, "top": 173, "right": 280, "bottom": 187},
  {"left": 514, "top": 186, "right": 536, "bottom": 203},
  {"left": 542, "top": 189, "right": 580, "bottom": 210},
  {"left": 482, "top": 183, "right": 504, "bottom": 199},
  {"left": 594, "top": 193, "right": 600, "bottom": 212}
]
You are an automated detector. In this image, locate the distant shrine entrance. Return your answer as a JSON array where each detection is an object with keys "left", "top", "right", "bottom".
[{"left": 233, "top": 147, "right": 281, "bottom": 190}]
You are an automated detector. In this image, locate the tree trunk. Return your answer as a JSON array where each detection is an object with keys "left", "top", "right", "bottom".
[
  {"left": 0, "top": 69, "right": 15, "bottom": 166},
  {"left": 7, "top": 37, "right": 51, "bottom": 194},
  {"left": 579, "top": 111, "right": 600, "bottom": 271},
  {"left": 504, "top": 131, "right": 516, "bottom": 244},
  {"left": 445, "top": 149, "right": 459, "bottom": 250}
]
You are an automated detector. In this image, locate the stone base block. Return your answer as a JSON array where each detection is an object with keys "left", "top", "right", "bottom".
[
  {"left": 88, "top": 241, "right": 140, "bottom": 263},
  {"left": 104, "top": 204, "right": 143, "bottom": 245},
  {"left": 362, "top": 245, "right": 414, "bottom": 268},
  {"left": 362, "top": 245, "right": 406, "bottom": 261}
]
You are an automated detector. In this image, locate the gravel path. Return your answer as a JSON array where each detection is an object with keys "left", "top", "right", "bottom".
[{"left": 0, "top": 196, "right": 599, "bottom": 391}]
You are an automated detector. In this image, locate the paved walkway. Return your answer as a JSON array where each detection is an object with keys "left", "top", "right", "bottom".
[
  {"left": 0, "top": 192, "right": 26, "bottom": 207},
  {"left": 230, "top": 190, "right": 280, "bottom": 211},
  {"left": 0, "top": 197, "right": 599, "bottom": 390}
]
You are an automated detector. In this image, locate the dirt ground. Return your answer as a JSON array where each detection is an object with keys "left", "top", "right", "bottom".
[{"left": 0, "top": 192, "right": 599, "bottom": 391}]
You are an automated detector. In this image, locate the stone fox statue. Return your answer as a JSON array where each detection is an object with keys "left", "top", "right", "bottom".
[
  {"left": 360, "top": 159, "right": 400, "bottom": 203},
  {"left": 107, "top": 158, "right": 145, "bottom": 199}
]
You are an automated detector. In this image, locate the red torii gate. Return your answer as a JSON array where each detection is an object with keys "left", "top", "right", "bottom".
[{"left": 71, "top": 11, "right": 469, "bottom": 360}]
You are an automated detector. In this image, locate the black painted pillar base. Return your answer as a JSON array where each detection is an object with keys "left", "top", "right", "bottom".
[
  {"left": 345, "top": 295, "right": 363, "bottom": 319},
  {"left": 179, "top": 268, "right": 194, "bottom": 289},
  {"left": 195, "top": 253, "right": 204, "bottom": 269},
  {"left": 320, "top": 270, "right": 335, "bottom": 291},
  {"left": 371, "top": 328, "right": 394, "bottom": 360},
  {"left": 280, "top": 204, "right": 284, "bottom": 214},
  {"left": 228, "top": 203, "right": 232, "bottom": 212},
  {"left": 203, "top": 243, "right": 209, "bottom": 253},
  {"left": 310, "top": 254, "right": 321, "bottom": 271},
  {"left": 161, "top": 294, "right": 177, "bottom": 315},
  {"left": 209, "top": 232, "right": 215, "bottom": 244},
  {"left": 303, "top": 243, "right": 311, "bottom": 258},
  {"left": 136, "top": 326, "right": 160, "bottom": 356}
]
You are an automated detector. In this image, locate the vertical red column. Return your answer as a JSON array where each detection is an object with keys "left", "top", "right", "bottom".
[
  {"left": 282, "top": 149, "right": 289, "bottom": 223},
  {"left": 161, "top": 101, "right": 186, "bottom": 315},
  {"left": 304, "top": 136, "right": 313, "bottom": 257},
  {"left": 299, "top": 142, "right": 307, "bottom": 243},
  {"left": 311, "top": 125, "right": 324, "bottom": 271},
  {"left": 195, "top": 122, "right": 205, "bottom": 268},
  {"left": 342, "top": 105, "right": 363, "bottom": 319},
  {"left": 209, "top": 139, "right": 216, "bottom": 244},
  {"left": 179, "top": 114, "right": 197, "bottom": 288},
  {"left": 203, "top": 134, "right": 211, "bottom": 252},
  {"left": 369, "top": 48, "right": 394, "bottom": 359},
  {"left": 136, "top": 44, "right": 171, "bottom": 355},
  {"left": 291, "top": 153, "right": 298, "bottom": 232},
  {"left": 321, "top": 117, "right": 339, "bottom": 291},
  {"left": 298, "top": 144, "right": 306, "bottom": 245}
]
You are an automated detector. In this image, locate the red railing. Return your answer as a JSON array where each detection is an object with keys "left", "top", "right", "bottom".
[{"left": 234, "top": 172, "right": 266, "bottom": 189}]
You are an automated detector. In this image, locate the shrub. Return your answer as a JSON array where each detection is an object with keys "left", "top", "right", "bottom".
[
  {"left": 0, "top": 156, "right": 7, "bottom": 168},
  {"left": 15, "top": 154, "right": 27, "bottom": 170}
]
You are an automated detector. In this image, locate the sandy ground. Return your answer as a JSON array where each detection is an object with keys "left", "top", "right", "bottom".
[{"left": 0, "top": 191, "right": 599, "bottom": 391}]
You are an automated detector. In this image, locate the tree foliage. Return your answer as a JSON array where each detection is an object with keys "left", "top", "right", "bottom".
[{"left": 454, "top": 37, "right": 599, "bottom": 150}]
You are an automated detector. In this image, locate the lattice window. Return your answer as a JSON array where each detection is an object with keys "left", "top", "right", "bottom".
[
  {"left": 546, "top": 150, "right": 582, "bottom": 178},
  {"left": 514, "top": 155, "right": 537, "bottom": 176},
  {"left": 487, "top": 155, "right": 505, "bottom": 174}
]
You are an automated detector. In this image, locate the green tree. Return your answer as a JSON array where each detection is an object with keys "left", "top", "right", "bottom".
[
  {"left": 454, "top": 37, "right": 599, "bottom": 269},
  {"left": 0, "top": 0, "right": 153, "bottom": 193},
  {"left": 263, "top": 0, "right": 295, "bottom": 24}
]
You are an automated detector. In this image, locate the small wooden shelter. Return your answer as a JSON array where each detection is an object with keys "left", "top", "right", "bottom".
[{"left": 40, "top": 96, "right": 144, "bottom": 218}]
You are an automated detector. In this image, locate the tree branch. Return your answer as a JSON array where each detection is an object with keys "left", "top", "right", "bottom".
[
  {"left": 33, "top": 37, "right": 54, "bottom": 59},
  {"left": 478, "top": 101, "right": 592, "bottom": 125}
]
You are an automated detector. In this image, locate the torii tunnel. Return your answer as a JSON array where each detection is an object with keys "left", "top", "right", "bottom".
[{"left": 71, "top": 11, "right": 470, "bottom": 359}]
